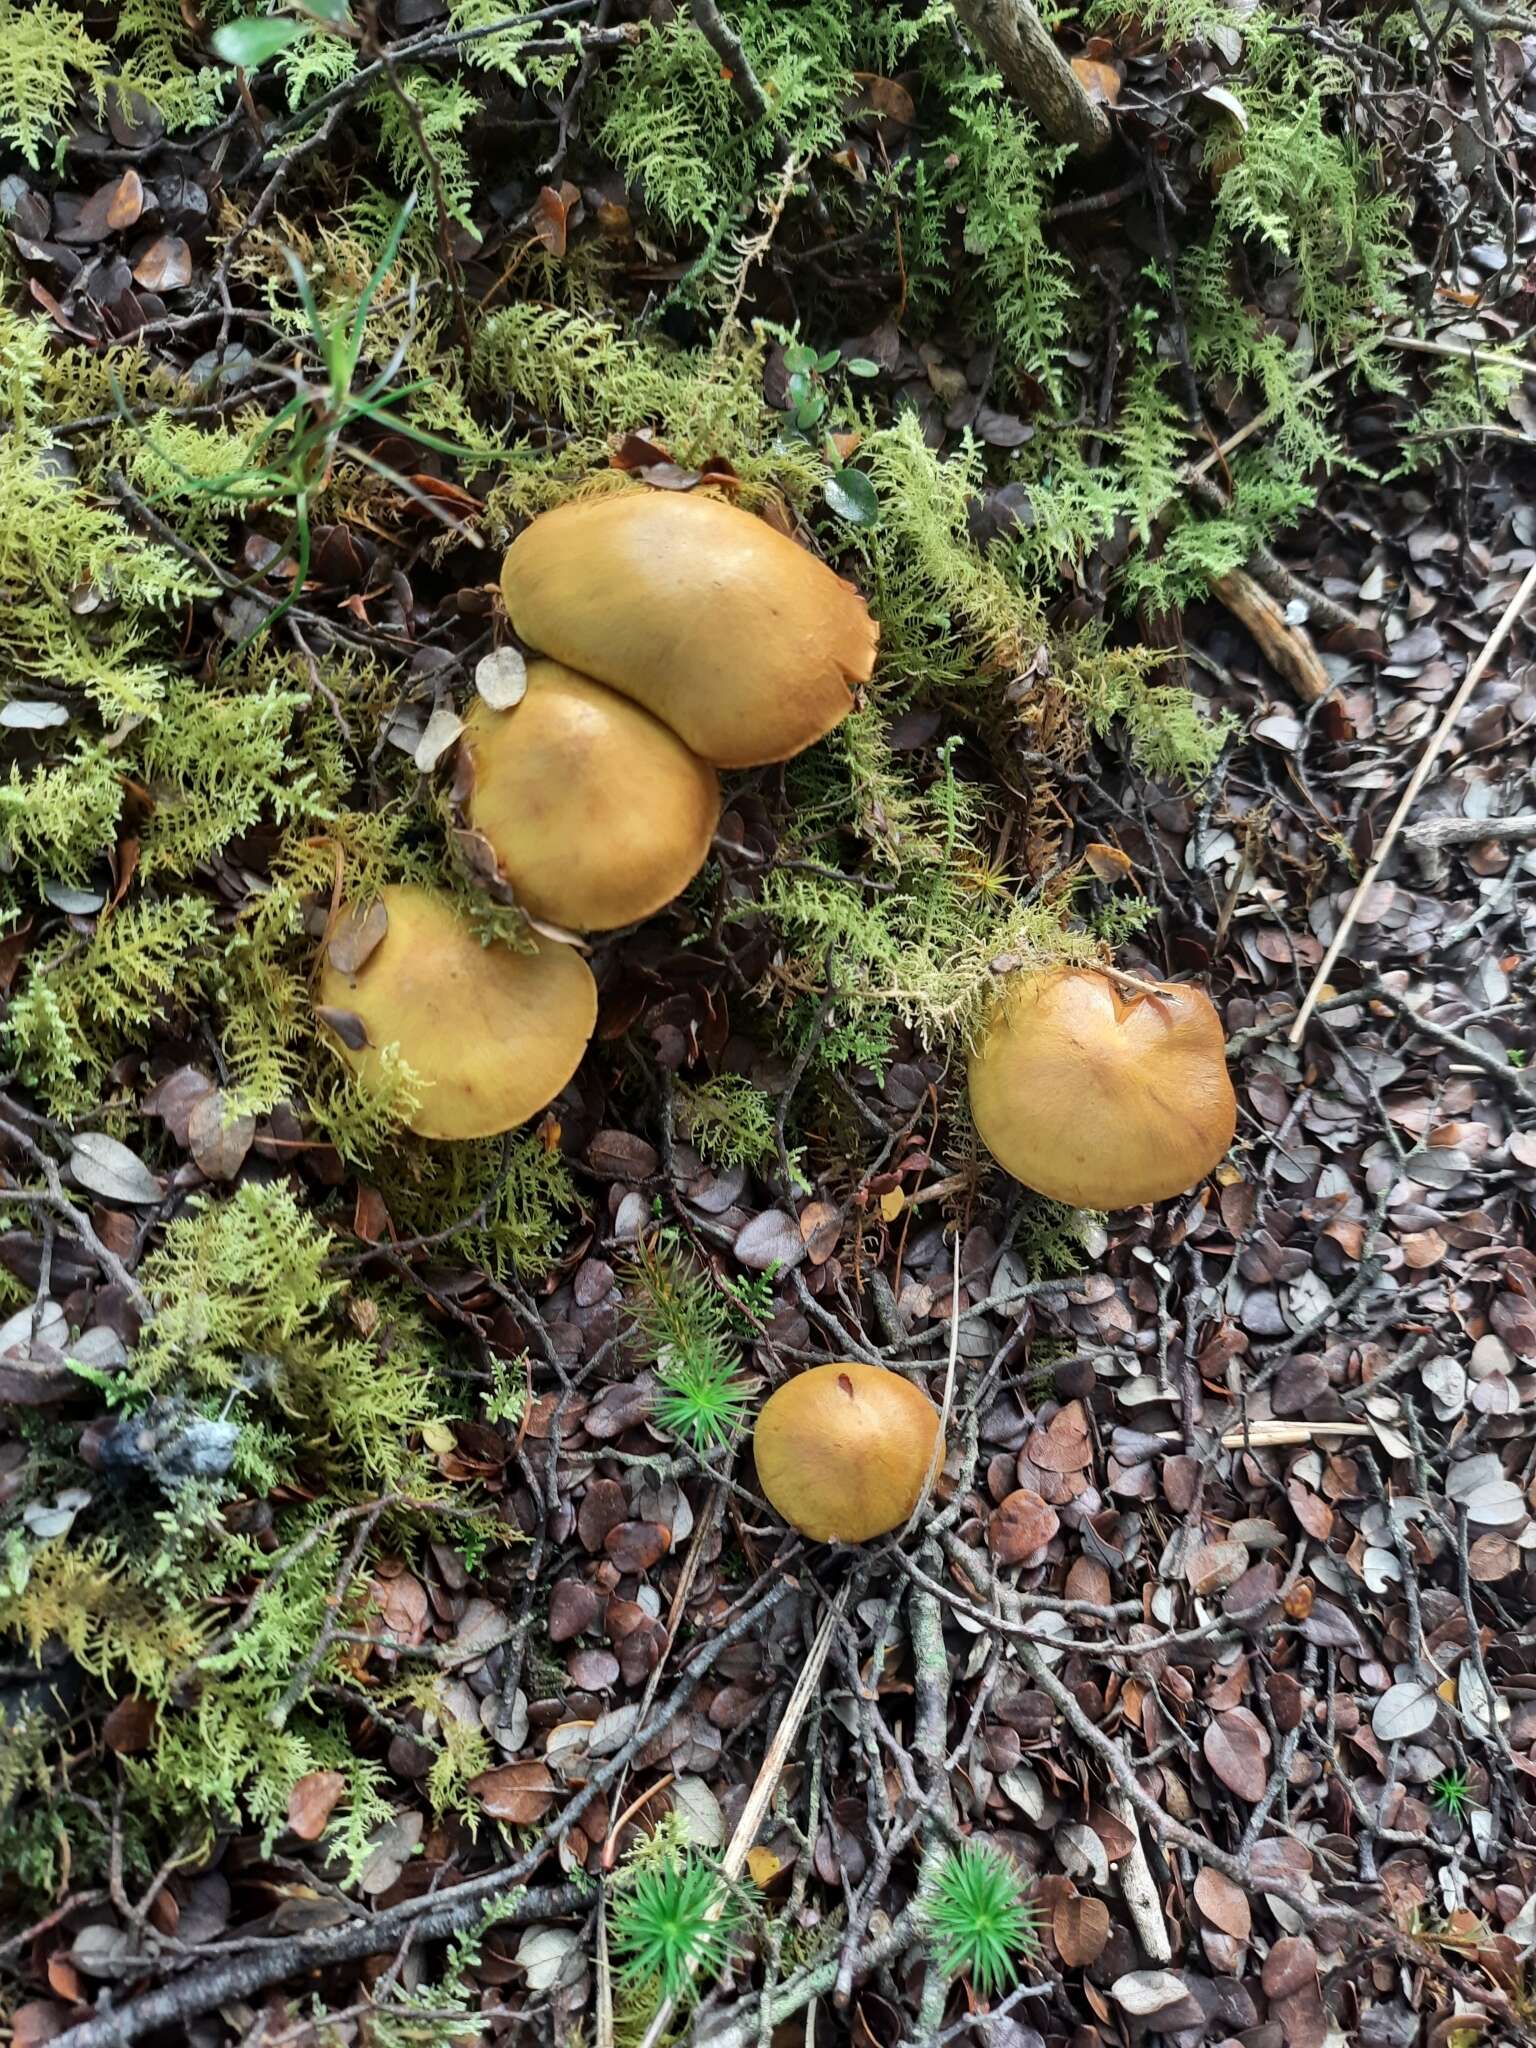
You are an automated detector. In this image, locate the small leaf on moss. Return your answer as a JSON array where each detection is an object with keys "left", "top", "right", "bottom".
[
  {"left": 288, "top": 1770, "right": 347, "bottom": 1841},
  {"left": 824, "top": 468, "right": 878, "bottom": 526},
  {"left": 210, "top": 17, "right": 305, "bottom": 66}
]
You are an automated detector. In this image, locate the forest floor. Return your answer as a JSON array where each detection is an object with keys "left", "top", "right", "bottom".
[{"left": 2, "top": 2, "right": 1536, "bottom": 2046}]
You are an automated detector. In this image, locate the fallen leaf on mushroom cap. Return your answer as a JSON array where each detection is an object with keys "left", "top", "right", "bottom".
[
  {"left": 475, "top": 644, "right": 528, "bottom": 709},
  {"left": 328, "top": 897, "right": 389, "bottom": 977}
]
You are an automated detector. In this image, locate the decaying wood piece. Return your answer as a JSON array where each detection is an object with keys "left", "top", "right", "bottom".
[
  {"left": 953, "top": 0, "right": 1113, "bottom": 157},
  {"left": 1212, "top": 567, "right": 1332, "bottom": 704}
]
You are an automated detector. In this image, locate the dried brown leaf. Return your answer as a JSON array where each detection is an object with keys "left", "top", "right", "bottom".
[
  {"left": 1053, "top": 1893, "right": 1111, "bottom": 1967},
  {"left": 1203, "top": 1705, "right": 1271, "bottom": 1801},
  {"left": 469, "top": 1760, "right": 557, "bottom": 1825},
  {"left": 1193, "top": 1865, "right": 1252, "bottom": 1939},
  {"left": 988, "top": 1488, "right": 1060, "bottom": 1563},
  {"left": 287, "top": 1769, "right": 347, "bottom": 1841}
]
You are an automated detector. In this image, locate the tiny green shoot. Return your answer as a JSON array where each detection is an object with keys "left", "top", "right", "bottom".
[
  {"left": 609, "top": 1852, "right": 745, "bottom": 2002},
  {"left": 928, "top": 1841, "right": 1040, "bottom": 2000},
  {"left": 1431, "top": 1766, "right": 1474, "bottom": 1822}
]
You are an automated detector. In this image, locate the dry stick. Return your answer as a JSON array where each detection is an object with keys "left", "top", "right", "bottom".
[
  {"left": 596, "top": 1893, "right": 615, "bottom": 2048},
  {"left": 1155, "top": 1420, "right": 1377, "bottom": 1448},
  {"left": 905, "top": 1564, "right": 955, "bottom": 2048},
  {"left": 1411, "top": 812, "right": 1536, "bottom": 846},
  {"left": 47, "top": 1887, "right": 585, "bottom": 2048},
  {"left": 635, "top": 1588, "right": 848, "bottom": 2048},
  {"left": 1289, "top": 554, "right": 1536, "bottom": 1044},
  {"left": 899, "top": 1234, "right": 962, "bottom": 1542},
  {"left": 951, "top": 0, "right": 1112, "bottom": 157},
  {"left": 1109, "top": 1787, "right": 1172, "bottom": 1963},
  {"left": 688, "top": 0, "right": 772, "bottom": 124}
]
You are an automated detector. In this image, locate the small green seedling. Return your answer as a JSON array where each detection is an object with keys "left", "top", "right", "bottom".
[
  {"left": 773, "top": 334, "right": 881, "bottom": 527},
  {"left": 1431, "top": 1766, "right": 1474, "bottom": 1822},
  {"left": 929, "top": 1841, "right": 1040, "bottom": 2000},
  {"left": 610, "top": 1851, "right": 745, "bottom": 2002},
  {"left": 628, "top": 1226, "right": 755, "bottom": 1453}
]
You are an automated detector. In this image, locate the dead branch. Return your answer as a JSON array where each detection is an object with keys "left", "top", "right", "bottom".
[
  {"left": 689, "top": 0, "right": 773, "bottom": 125},
  {"left": 1291, "top": 554, "right": 1536, "bottom": 1041},
  {"left": 1211, "top": 568, "right": 1332, "bottom": 704},
  {"left": 952, "top": 0, "right": 1112, "bottom": 157}
]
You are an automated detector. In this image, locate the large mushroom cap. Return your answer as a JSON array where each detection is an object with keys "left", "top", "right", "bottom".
[
  {"left": 499, "top": 491, "right": 878, "bottom": 769},
  {"left": 967, "top": 967, "right": 1236, "bottom": 1209},
  {"left": 316, "top": 883, "right": 596, "bottom": 1141},
  {"left": 753, "top": 1361, "right": 944, "bottom": 1544},
  {"left": 460, "top": 661, "right": 720, "bottom": 933}
]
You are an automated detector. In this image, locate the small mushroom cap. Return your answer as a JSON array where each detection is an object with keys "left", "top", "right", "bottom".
[
  {"left": 753, "top": 1362, "right": 945, "bottom": 1544},
  {"left": 461, "top": 662, "right": 720, "bottom": 933},
  {"left": 499, "top": 491, "right": 878, "bottom": 769},
  {"left": 316, "top": 883, "right": 596, "bottom": 1141},
  {"left": 968, "top": 967, "right": 1237, "bottom": 1209}
]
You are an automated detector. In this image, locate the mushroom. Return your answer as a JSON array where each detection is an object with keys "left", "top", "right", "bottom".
[
  {"left": 967, "top": 966, "right": 1236, "bottom": 1209},
  {"left": 316, "top": 883, "right": 596, "bottom": 1141},
  {"left": 753, "top": 1361, "right": 945, "bottom": 1544},
  {"left": 459, "top": 661, "right": 720, "bottom": 932},
  {"left": 499, "top": 490, "right": 879, "bottom": 769}
]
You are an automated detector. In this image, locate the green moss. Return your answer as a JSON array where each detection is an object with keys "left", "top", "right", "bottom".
[
  {"left": 592, "top": 5, "right": 852, "bottom": 237},
  {"left": 6, "top": 897, "right": 218, "bottom": 1115}
]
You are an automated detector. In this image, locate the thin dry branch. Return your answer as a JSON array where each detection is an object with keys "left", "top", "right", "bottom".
[
  {"left": 952, "top": 0, "right": 1112, "bottom": 157},
  {"left": 1290, "top": 554, "right": 1536, "bottom": 1042}
]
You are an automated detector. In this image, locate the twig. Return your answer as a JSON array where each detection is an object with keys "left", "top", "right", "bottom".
[
  {"left": 1409, "top": 812, "right": 1536, "bottom": 846},
  {"left": 951, "top": 0, "right": 1112, "bottom": 157},
  {"left": 51, "top": 1888, "right": 582, "bottom": 2048},
  {"left": 1291, "top": 554, "right": 1536, "bottom": 1043},
  {"left": 1110, "top": 1788, "right": 1172, "bottom": 1962},
  {"left": 905, "top": 1555, "right": 955, "bottom": 2048},
  {"left": 636, "top": 1589, "right": 846, "bottom": 2048},
  {"left": 899, "top": 1234, "right": 961, "bottom": 1540},
  {"left": 689, "top": 0, "right": 772, "bottom": 124},
  {"left": 1211, "top": 568, "right": 1331, "bottom": 704},
  {"left": 0, "top": 1112, "right": 149, "bottom": 1312}
]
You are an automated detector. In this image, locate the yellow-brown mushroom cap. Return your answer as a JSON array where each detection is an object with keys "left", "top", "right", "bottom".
[
  {"left": 967, "top": 967, "right": 1237, "bottom": 1210},
  {"left": 459, "top": 662, "right": 720, "bottom": 933},
  {"left": 499, "top": 490, "right": 878, "bottom": 770},
  {"left": 316, "top": 883, "right": 596, "bottom": 1141},
  {"left": 753, "top": 1362, "right": 945, "bottom": 1544}
]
